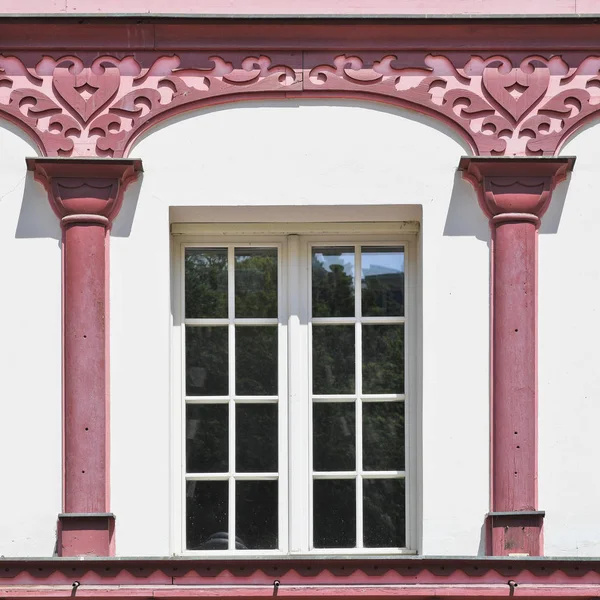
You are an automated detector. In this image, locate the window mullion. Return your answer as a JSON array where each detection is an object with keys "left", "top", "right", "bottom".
[
  {"left": 228, "top": 245, "right": 236, "bottom": 551},
  {"left": 287, "top": 234, "right": 310, "bottom": 553},
  {"left": 355, "top": 245, "right": 364, "bottom": 549}
]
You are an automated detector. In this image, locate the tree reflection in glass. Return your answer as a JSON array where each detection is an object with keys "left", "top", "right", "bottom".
[
  {"left": 236, "top": 326, "right": 278, "bottom": 395},
  {"left": 313, "top": 479, "right": 356, "bottom": 548},
  {"left": 186, "top": 480, "right": 228, "bottom": 550},
  {"left": 363, "top": 402, "right": 404, "bottom": 471},
  {"left": 235, "top": 248, "right": 278, "bottom": 318},
  {"left": 362, "top": 324, "right": 404, "bottom": 394},
  {"left": 363, "top": 479, "right": 405, "bottom": 547},
  {"left": 236, "top": 403, "right": 278, "bottom": 473},
  {"left": 312, "top": 247, "right": 355, "bottom": 317},
  {"left": 186, "top": 403, "right": 228, "bottom": 473},
  {"left": 186, "top": 326, "right": 228, "bottom": 396},
  {"left": 312, "top": 325, "right": 355, "bottom": 394},
  {"left": 361, "top": 246, "right": 404, "bottom": 317},
  {"left": 185, "top": 248, "right": 228, "bottom": 319},
  {"left": 236, "top": 480, "right": 278, "bottom": 549},
  {"left": 313, "top": 402, "right": 355, "bottom": 471}
]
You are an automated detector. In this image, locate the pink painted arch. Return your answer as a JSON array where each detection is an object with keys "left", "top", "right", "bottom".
[{"left": 3, "top": 21, "right": 600, "bottom": 157}]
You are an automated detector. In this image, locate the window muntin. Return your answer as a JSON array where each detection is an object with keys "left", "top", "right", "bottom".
[
  {"left": 178, "top": 233, "right": 414, "bottom": 555},
  {"left": 184, "top": 244, "right": 283, "bottom": 551},
  {"left": 310, "top": 244, "right": 406, "bottom": 550}
]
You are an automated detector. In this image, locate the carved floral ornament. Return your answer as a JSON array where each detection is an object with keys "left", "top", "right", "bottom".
[{"left": 2, "top": 52, "right": 600, "bottom": 158}]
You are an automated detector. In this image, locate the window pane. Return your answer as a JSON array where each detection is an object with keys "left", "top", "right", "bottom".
[
  {"left": 312, "top": 325, "right": 355, "bottom": 394},
  {"left": 186, "top": 326, "right": 228, "bottom": 396},
  {"left": 313, "top": 479, "right": 356, "bottom": 548},
  {"left": 313, "top": 402, "right": 355, "bottom": 471},
  {"left": 236, "top": 326, "right": 278, "bottom": 395},
  {"left": 312, "top": 247, "right": 355, "bottom": 317},
  {"left": 235, "top": 248, "right": 278, "bottom": 318},
  {"left": 186, "top": 404, "right": 228, "bottom": 473},
  {"left": 236, "top": 404, "right": 278, "bottom": 473},
  {"left": 363, "top": 479, "right": 405, "bottom": 548},
  {"left": 363, "top": 402, "right": 404, "bottom": 471},
  {"left": 361, "top": 246, "right": 404, "bottom": 317},
  {"left": 186, "top": 480, "right": 228, "bottom": 550},
  {"left": 185, "top": 248, "right": 228, "bottom": 319},
  {"left": 236, "top": 480, "right": 278, "bottom": 549},
  {"left": 362, "top": 324, "right": 404, "bottom": 394}
]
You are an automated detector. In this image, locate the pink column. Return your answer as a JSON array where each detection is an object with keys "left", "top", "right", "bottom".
[
  {"left": 27, "top": 158, "right": 142, "bottom": 557},
  {"left": 460, "top": 157, "right": 574, "bottom": 556}
]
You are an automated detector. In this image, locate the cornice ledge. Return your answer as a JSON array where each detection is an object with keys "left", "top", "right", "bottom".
[
  {"left": 458, "top": 156, "right": 575, "bottom": 221},
  {"left": 26, "top": 157, "right": 142, "bottom": 224},
  {"left": 0, "top": 556, "right": 600, "bottom": 584}
]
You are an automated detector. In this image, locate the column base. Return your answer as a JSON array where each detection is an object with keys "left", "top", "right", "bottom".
[
  {"left": 58, "top": 513, "right": 115, "bottom": 557},
  {"left": 485, "top": 511, "right": 545, "bottom": 556}
]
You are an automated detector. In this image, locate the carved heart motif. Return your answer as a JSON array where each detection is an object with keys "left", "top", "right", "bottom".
[
  {"left": 53, "top": 65, "right": 120, "bottom": 123},
  {"left": 482, "top": 66, "right": 550, "bottom": 122}
]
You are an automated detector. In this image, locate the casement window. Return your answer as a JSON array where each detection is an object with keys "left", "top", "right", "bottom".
[{"left": 172, "top": 224, "right": 417, "bottom": 555}]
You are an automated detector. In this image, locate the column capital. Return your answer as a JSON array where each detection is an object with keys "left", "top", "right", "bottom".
[
  {"left": 459, "top": 156, "right": 575, "bottom": 224},
  {"left": 26, "top": 157, "right": 142, "bottom": 226}
]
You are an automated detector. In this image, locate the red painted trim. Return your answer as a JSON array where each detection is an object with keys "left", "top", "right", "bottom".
[
  {"left": 2, "top": 22, "right": 600, "bottom": 157},
  {"left": 0, "top": 557, "right": 600, "bottom": 590},
  {"left": 26, "top": 158, "right": 142, "bottom": 557},
  {"left": 459, "top": 157, "right": 575, "bottom": 556}
]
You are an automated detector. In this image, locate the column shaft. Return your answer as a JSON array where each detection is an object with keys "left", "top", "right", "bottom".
[
  {"left": 493, "top": 220, "right": 537, "bottom": 513},
  {"left": 63, "top": 221, "right": 109, "bottom": 514}
]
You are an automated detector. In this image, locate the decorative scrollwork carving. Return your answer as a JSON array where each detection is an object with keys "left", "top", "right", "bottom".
[{"left": 2, "top": 50, "right": 600, "bottom": 157}]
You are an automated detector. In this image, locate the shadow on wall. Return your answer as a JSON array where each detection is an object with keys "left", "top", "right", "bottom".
[
  {"left": 15, "top": 171, "right": 143, "bottom": 241},
  {"left": 442, "top": 168, "right": 571, "bottom": 239}
]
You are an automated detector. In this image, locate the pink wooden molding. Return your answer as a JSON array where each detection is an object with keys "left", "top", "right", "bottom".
[
  {"left": 460, "top": 156, "right": 575, "bottom": 556},
  {"left": 2, "top": 21, "right": 600, "bottom": 157},
  {"left": 1, "top": 556, "right": 600, "bottom": 592},
  {"left": 27, "top": 157, "right": 142, "bottom": 557}
]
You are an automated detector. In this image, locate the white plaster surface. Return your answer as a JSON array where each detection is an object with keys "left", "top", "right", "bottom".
[
  {"left": 0, "top": 100, "right": 524, "bottom": 557},
  {"left": 111, "top": 101, "right": 490, "bottom": 556},
  {"left": 536, "top": 125, "right": 600, "bottom": 556},
  {"left": 0, "top": 123, "right": 62, "bottom": 556}
]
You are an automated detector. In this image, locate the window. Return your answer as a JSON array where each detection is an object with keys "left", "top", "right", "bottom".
[{"left": 173, "top": 225, "right": 417, "bottom": 555}]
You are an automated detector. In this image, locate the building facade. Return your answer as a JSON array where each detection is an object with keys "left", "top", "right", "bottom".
[{"left": 1, "top": 1, "right": 600, "bottom": 598}]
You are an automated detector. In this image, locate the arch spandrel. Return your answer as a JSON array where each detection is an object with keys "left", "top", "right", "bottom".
[{"left": 2, "top": 50, "right": 600, "bottom": 158}]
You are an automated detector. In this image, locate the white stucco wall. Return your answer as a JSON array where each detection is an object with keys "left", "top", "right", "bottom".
[
  {"left": 8, "top": 99, "right": 578, "bottom": 557},
  {"left": 537, "top": 124, "right": 600, "bottom": 557},
  {"left": 0, "top": 123, "right": 62, "bottom": 556},
  {"left": 111, "top": 100, "right": 490, "bottom": 556}
]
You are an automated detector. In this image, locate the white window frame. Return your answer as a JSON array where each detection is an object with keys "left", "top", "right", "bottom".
[{"left": 171, "top": 223, "right": 419, "bottom": 556}]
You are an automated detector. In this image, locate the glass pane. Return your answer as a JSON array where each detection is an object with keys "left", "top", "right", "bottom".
[
  {"left": 186, "top": 480, "right": 228, "bottom": 550},
  {"left": 361, "top": 246, "right": 405, "bottom": 317},
  {"left": 186, "top": 404, "right": 228, "bottom": 473},
  {"left": 363, "top": 402, "right": 404, "bottom": 471},
  {"left": 312, "top": 247, "right": 355, "bottom": 317},
  {"left": 185, "top": 248, "right": 228, "bottom": 319},
  {"left": 363, "top": 479, "right": 405, "bottom": 547},
  {"left": 312, "top": 325, "right": 355, "bottom": 394},
  {"left": 236, "top": 480, "right": 278, "bottom": 549},
  {"left": 313, "top": 403, "right": 355, "bottom": 471},
  {"left": 313, "top": 479, "right": 356, "bottom": 548},
  {"left": 235, "top": 248, "right": 278, "bottom": 318},
  {"left": 236, "top": 404, "right": 278, "bottom": 473},
  {"left": 362, "top": 324, "right": 404, "bottom": 394},
  {"left": 186, "top": 326, "right": 228, "bottom": 396},
  {"left": 236, "top": 326, "right": 278, "bottom": 395}
]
